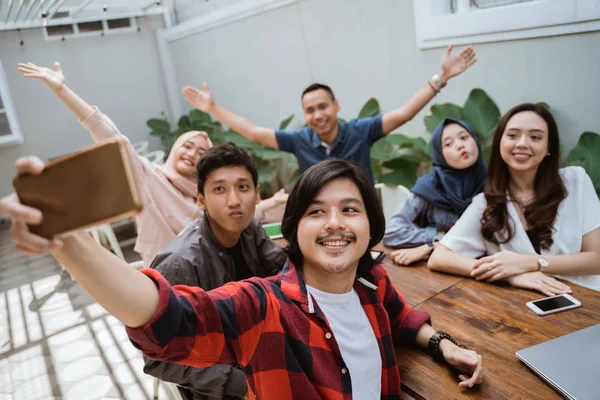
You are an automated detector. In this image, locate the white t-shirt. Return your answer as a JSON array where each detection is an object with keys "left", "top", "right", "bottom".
[
  {"left": 441, "top": 167, "right": 600, "bottom": 291},
  {"left": 306, "top": 285, "right": 382, "bottom": 399}
]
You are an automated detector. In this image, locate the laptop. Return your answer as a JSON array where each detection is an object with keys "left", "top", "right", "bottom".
[{"left": 516, "top": 324, "right": 600, "bottom": 400}]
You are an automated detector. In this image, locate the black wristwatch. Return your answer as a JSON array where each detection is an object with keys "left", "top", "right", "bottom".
[{"left": 428, "top": 331, "right": 466, "bottom": 361}]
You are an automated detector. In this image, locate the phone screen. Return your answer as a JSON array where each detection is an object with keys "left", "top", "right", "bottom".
[
  {"left": 532, "top": 295, "right": 575, "bottom": 312},
  {"left": 263, "top": 223, "right": 282, "bottom": 239}
]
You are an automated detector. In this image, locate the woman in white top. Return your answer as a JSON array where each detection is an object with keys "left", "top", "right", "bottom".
[{"left": 428, "top": 103, "right": 600, "bottom": 294}]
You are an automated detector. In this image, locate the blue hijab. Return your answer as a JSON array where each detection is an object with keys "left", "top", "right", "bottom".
[{"left": 411, "top": 118, "right": 487, "bottom": 214}]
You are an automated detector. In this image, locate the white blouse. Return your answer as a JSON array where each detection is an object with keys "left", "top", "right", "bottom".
[{"left": 441, "top": 167, "right": 600, "bottom": 291}]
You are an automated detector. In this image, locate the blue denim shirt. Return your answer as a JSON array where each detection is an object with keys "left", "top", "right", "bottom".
[
  {"left": 275, "top": 115, "right": 384, "bottom": 182},
  {"left": 383, "top": 193, "right": 459, "bottom": 248}
]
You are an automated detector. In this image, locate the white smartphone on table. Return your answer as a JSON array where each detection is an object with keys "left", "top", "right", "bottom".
[{"left": 526, "top": 294, "right": 582, "bottom": 316}]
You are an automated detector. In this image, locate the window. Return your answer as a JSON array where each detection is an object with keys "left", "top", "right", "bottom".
[
  {"left": 0, "top": 58, "right": 23, "bottom": 146},
  {"left": 414, "top": 0, "right": 600, "bottom": 49}
]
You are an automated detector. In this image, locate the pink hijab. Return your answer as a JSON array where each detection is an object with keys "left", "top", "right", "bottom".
[
  {"left": 134, "top": 130, "right": 213, "bottom": 264},
  {"left": 160, "top": 130, "right": 214, "bottom": 198}
]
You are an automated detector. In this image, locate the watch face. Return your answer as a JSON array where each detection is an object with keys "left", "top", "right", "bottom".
[{"left": 539, "top": 257, "right": 549, "bottom": 267}]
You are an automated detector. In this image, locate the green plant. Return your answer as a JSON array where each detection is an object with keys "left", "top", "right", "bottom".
[
  {"left": 565, "top": 131, "right": 600, "bottom": 197},
  {"left": 147, "top": 110, "right": 298, "bottom": 197},
  {"left": 148, "top": 110, "right": 224, "bottom": 154},
  {"left": 366, "top": 100, "right": 431, "bottom": 187}
]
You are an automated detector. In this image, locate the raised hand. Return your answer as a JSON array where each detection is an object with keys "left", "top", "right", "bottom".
[
  {"left": 17, "top": 61, "right": 66, "bottom": 91},
  {"left": 271, "top": 189, "right": 289, "bottom": 205},
  {"left": 439, "top": 45, "right": 477, "bottom": 81},
  {"left": 5, "top": 156, "right": 63, "bottom": 255},
  {"left": 182, "top": 83, "right": 215, "bottom": 114}
]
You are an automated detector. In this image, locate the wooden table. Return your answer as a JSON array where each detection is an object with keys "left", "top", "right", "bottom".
[{"left": 376, "top": 248, "right": 600, "bottom": 400}]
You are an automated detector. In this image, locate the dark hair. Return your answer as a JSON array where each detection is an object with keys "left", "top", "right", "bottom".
[
  {"left": 281, "top": 159, "right": 385, "bottom": 276},
  {"left": 196, "top": 142, "right": 258, "bottom": 194},
  {"left": 301, "top": 83, "right": 336, "bottom": 101},
  {"left": 481, "top": 103, "right": 567, "bottom": 250}
]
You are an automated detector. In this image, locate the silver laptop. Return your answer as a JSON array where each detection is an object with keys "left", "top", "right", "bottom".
[{"left": 516, "top": 324, "right": 600, "bottom": 400}]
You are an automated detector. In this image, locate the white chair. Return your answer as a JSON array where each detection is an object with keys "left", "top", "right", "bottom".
[
  {"left": 153, "top": 379, "right": 184, "bottom": 400},
  {"left": 132, "top": 140, "right": 149, "bottom": 155},
  {"left": 88, "top": 224, "right": 124, "bottom": 259},
  {"left": 374, "top": 183, "right": 410, "bottom": 221},
  {"left": 144, "top": 150, "right": 166, "bottom": 165}
]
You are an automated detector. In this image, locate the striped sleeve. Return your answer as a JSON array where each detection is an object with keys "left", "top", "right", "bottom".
[
  {"left": 126, "top": 268, "right": 270, "bottom": 368},
  {"left": 374, "top": 266, "right": 431, "bottom": 348}
]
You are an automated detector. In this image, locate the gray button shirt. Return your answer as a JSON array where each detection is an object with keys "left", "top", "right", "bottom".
[{"left": 383, "top": 193, "right": 459, "bottom": 248}]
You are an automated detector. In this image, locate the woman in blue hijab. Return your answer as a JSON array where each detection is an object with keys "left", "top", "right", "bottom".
[{"left": 383, "top": 118, "right": 487, "bottom": 265}]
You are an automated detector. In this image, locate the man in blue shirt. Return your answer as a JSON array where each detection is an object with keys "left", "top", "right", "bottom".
[{"left": 183, "top": 45, "right": 476, "bottom": 182}]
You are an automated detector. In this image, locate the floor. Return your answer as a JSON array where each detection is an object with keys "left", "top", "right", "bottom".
[{"left": 0, "top": 222, "right": 167, "bottom": 400}]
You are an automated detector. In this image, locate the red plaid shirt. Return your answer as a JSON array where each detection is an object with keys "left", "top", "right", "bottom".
[{"left": 127, "top": 261, "right": 430, "bottom": 399}]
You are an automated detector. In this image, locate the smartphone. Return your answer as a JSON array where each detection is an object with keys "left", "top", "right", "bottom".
[
  {"left": 526, "top": 294, "right": 582, "bottom": 316},
  {"left": 13, "top": 140, "right": 142, "bottom": 238},
  {"left": 262, "top": 222, "right": 283, "bottom": 239},
  {"left": 370, "top": 251, "right": 386, "bottom": 263}
]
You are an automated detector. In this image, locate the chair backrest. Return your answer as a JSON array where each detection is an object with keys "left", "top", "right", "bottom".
[
  {"left": 144, "top": 150, "right": 166, "bottom": 165},
  {"left": 162, "top": 381, "right": 184, "bottom": 400},
  {"left": 131, "top": 140, "right": 149, "bottom": 155},
  {"left": 374, "top": 183, "right": 410, "bottom": 221}
]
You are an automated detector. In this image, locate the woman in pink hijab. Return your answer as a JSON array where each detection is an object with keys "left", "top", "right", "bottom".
[{"left": 18, "top": 62, "right": 287, "bottom": 265}]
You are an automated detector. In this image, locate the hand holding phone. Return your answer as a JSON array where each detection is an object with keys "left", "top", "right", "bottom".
[
  {"left": 526, "top": 294, "right": 582, "bottom": 316},
  {"left": 13, "top": 140, "right": 142, "bottom": 238}
]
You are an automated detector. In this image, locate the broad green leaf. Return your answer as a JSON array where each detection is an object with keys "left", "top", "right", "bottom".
[
  {"left": 463, "top": 89, "right": 500, "bottom": 140},
  {"left": 370, "top": 138, "right": 394, "bottom": 162},
  {"left": 482, "top": 144, "right": 492, "bottom": 164},
  {"left": 215, "top": 130, "right": 257, "bottom": 148},
  {"left": 424, "top": 103, "right": 464, "bottom": 134},
  {"left": 287, "top": 169, "right": 302, "bottom": 189},
  {"left": 565, "top": 131, "right": 600, "bottom": 195},
  {"left": 358, "top": 98, "right": 380, "bottom": 119},
  {"left": 188, "top": 109, "right": 212, "bottom": 123},
  {"left": 379, "top": 167, "right": 418, "bottom": 188},
  {"left": 178, "top": 116, "right": 191, "bottom": 132},
  {"left": 382, "top": 156, "right": 421, "bottom": 170},
  {"left": 432, "top": 103, "right": 464, "bottom": 120},
  {"left": 279, "top": 114, "right": 295, "bottom": 130},
  {"left": 424, "top": 114, "right": 443, "bottom": 134},
  {"left": 147, "top": 119, "right": 171, "bottom": 134},
  {"left": 536, "top": 102, "right": 550, "bottom": 110},
  {"left": 254, "top": 148, "right": 287, "bottom": 160},
  {"left": 161, "top": 135, "right": 178, "bottom": 153},
  {"left": 386, "top": 134, "right": 428, "bottom": 152},
  {"left": 192, "top": 121, "right": 223, "bottom": 134},
  {"left": 258, "top": 167, "right": 277, "bottom": 183}
]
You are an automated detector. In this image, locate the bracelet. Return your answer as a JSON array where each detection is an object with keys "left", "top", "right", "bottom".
[
  {"left": 428, "top": 80, "right": 440, "bottom": 93},
  {"left": 428, "top": 331, "right": 467, "bottom": 361}
]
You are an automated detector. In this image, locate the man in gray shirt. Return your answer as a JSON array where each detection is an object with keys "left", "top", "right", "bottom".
[{"left": 144, "top": 142, "right": 287, "bottom": 399}]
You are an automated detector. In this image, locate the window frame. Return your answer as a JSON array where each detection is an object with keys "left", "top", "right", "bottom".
[
  {"left": 0, "top": 57, "right": 23, "bottom": 147},
  {"left": 413, "top": 0, "right": 600, "bottom": 49}
]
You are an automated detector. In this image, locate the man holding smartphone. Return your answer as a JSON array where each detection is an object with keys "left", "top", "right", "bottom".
[
  {"left": 2, "top": 144, "right": 286, "bottom": 400},
  {"left": 7, "top": 157, "right": 483, "bottom": 399}
]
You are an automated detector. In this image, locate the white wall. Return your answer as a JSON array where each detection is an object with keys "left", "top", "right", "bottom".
[
  {"left": 175, "top": 0, "right": 247, "bottom": 23},
  {"left": 0, "top": 16, "right": 168, "bottom": 197},
  {"left": 167, "top": 0, "right": 600, "bottom": 153}
]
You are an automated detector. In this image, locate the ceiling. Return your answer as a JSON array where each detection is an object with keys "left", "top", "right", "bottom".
[{"left": 0, "top": 0, "right": 173, "bottom": 28}]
